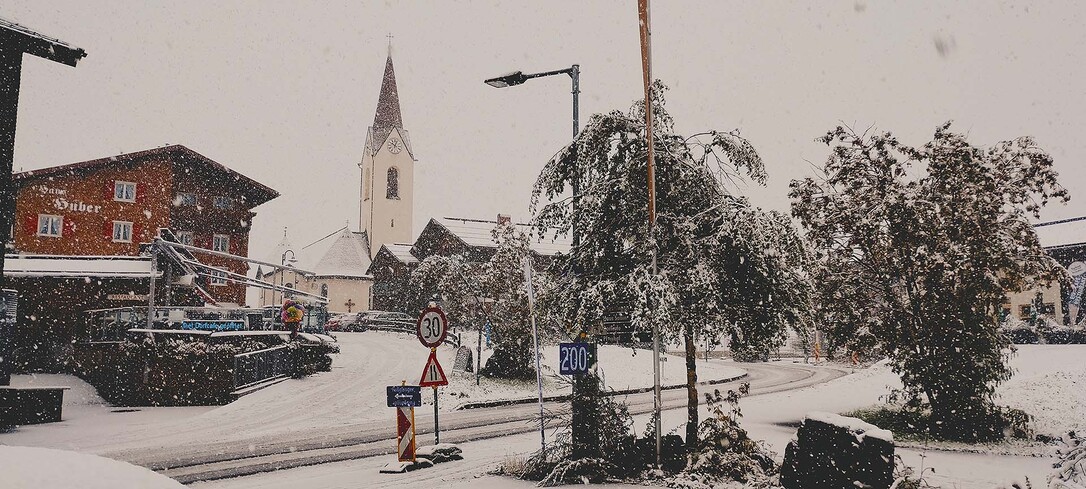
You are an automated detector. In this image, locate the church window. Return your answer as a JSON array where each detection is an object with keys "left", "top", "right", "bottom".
[
  {"left": 320, "top": 284, "right": 328, "bottom": 298},
  {"left": 386, "top": 167, "right": 399, "bottom": 199}
]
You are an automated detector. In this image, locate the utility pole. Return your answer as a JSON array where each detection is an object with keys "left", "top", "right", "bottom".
[{"left": 638, "top": 0, "right": 662, "bottom": 467}]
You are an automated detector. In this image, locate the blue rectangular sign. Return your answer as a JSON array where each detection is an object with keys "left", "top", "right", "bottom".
[
  {"left": 386, "top": 385, "right": 422, "bottom": 407},
  {"left": 180, "top": 320, "right": 244, "bottom": 331},
  {"left": 559, "top": 342, "right": 596, "bottom": 375}
]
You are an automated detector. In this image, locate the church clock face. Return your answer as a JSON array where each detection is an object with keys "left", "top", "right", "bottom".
[{"left": 387, "top": 137, "right": 403, "bottom": 154}]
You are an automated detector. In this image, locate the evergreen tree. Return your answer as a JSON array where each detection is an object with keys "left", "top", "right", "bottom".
[
  {"left": 532, "top": 82, "right": 810, "bottom": 449},
  {"left": 791, "top": 123, "right": 1069, "bottom": 441}
]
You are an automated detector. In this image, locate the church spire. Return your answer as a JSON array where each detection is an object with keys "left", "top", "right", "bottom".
[{"left": 373, "top": 52, "right": 403, "bottom": 130}]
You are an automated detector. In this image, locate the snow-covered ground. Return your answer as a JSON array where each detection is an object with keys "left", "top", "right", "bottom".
[
  {"left": 194, "top": 345, "right": 1085, "bottom": 489},
  {"left": 4, "top": 339, "right": 1080, "bottom": 488},
  {"left": 1, "top": 445, "right": 185, "bottom": 489},
  {"left": 0, "top": 331, "right": 743, "bottom": 453}
]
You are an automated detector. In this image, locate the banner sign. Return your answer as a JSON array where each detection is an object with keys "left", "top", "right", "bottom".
[{"left": 180, "top": 320, "right": 244, "bottom": 331}]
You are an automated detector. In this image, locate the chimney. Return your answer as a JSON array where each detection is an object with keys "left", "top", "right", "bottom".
[{"left": 497, "top": 214, "right": 511, "bottom": 226}]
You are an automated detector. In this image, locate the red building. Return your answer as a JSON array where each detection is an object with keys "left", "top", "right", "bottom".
[{"left": 11, "top": 145, "right": 278, "bottom": 304}]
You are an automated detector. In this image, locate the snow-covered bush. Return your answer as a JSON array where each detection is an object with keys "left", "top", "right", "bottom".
[
  {"left": 677, "top": 383, "right": 778, "bottom": 488},
  {"left": 1050, "top": 431, "right": 1086, "bottom": 489},
  {"left": 792, "top": 122, "right": 1068, "bottom": 442}
]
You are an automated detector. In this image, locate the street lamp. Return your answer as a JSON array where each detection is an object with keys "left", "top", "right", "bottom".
[{"left": 484, "top": 65, "right": 581, "bottom": 250}]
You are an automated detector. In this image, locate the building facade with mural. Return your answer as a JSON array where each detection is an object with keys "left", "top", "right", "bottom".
[{"left": 11, "top": 144, "right": 277, "bottom": 305}]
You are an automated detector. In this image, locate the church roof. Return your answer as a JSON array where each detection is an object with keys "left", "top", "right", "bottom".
[
  {"left": 433, "top": 217, "right": 571, "bottom": 257},
  {"left": 367, "top": 54, "right": 413, "bottom": 157},
  {"left": 373, "top": 54, "right": 403, "bottom": 130},
  {"left": 312, "top": 229, "right": 373, "bottom": 278}
]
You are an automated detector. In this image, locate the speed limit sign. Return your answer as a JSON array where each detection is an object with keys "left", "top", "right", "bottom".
[{"left": 416, "top": 306, "right": 448, "bottom": 348}]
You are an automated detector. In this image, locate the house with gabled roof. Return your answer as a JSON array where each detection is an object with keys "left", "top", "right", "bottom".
[{"left": 368, "top": 215, "right": 571, "bottom": 313}]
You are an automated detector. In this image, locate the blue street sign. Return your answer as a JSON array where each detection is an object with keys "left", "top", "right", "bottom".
[
  {"left": 386, "top": 385, "right": 422, "bottom": 407},
  {"left": 559, "top": 342, "right": 596, "bottom": 375}
]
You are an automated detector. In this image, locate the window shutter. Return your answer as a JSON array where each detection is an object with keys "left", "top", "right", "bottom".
[
  {"left": 134, "top": 183, "right": 142, "bottom": 203},
  {"left": 24, "top": 215, "right": 38, "bottom": 235},
  {"left": 105, "top": 180, "right": 115, "bottom": 200},
  {"left": 132, "top": 222, "right": 141, "bottom": 242},
  {"left": 105, "top": 221, "right": 114, "bottom": 239},
  {"left": 62, "top": 217, "right": 75, "bottom": 236},
  {"left": 228, "top": 236, "right": 238, "bottom": 255}
]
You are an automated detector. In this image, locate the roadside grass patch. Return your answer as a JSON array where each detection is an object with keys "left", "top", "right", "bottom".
[{"left": 844, "top": 404, "right": 1034, "bottom": 444}]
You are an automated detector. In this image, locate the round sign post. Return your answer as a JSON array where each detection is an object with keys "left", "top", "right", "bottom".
[
  {"left": 416, "top": 305, "right": 448, "bottom": 348},
  {"left": 417, "top": 305, "right": 448, "bottom": 443}
]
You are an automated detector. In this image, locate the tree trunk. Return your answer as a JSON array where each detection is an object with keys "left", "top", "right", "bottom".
[{"left": 684, "top": 322, "right": 698, "bottom": 451}]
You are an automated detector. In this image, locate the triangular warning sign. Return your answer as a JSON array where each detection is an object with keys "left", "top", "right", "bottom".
[{"left": 419, "top": 350, "right": 448, "bottom": 387}]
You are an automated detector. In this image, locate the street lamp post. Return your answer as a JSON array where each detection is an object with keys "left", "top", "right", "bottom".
[
  {"left": 486, "top": 65, "right": 595, "bottom": 458},
  {"left": 280, "top": 249, "right": 296, "bottom": 305}
]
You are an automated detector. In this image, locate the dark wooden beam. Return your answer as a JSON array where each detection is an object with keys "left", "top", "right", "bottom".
[{"left": 0, "top": 18, "right": 87, "bottom": 67}]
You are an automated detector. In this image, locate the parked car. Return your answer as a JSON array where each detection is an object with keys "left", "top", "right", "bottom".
[
  {"left": 325, "top": 313, "right": 362, "bottom": 332},
  {"left": 357, "top": 311, "right": 415, "bottom": 331}
]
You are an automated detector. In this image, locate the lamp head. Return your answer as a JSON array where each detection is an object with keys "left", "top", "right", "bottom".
[{"left": 485, "top": 71, "right": 527, "bottom": 88}]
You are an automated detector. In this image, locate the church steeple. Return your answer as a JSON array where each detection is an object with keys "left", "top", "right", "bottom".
[
  {"left": 359, "top": 45, "right": 414, "bottom": 259},
  {"left": 373, "top": 54, "right": 403, "bottom": 130}
]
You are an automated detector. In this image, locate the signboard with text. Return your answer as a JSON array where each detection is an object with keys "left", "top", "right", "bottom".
[
  {"left": 386, "top": 385, "right": 422, "bottom": 408},
  {"left": 559, "top": 342, "right": 596, "bottom": 375}
]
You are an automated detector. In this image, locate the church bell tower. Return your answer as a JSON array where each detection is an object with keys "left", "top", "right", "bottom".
[{"left": 359, "top": 49, "right": 415, "bottom": 258}]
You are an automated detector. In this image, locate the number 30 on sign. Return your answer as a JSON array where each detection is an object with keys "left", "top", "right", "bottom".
[
  {"left": 416, "top": 306, "right": 448, "bottom": 348},
  {"left": 559, "top": 342, "right": 596, "bottom": 375}
]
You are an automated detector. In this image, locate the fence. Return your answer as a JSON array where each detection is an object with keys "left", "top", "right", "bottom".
[
  {"left": 367, "top": 321, "right": 461, "bottom": 348},
  {"left": 233, "top": 344, "right": 292, "bottom": 390}
]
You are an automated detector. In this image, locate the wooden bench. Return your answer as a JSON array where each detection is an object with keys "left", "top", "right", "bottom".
[{"left": 0, "top": 386, "right": 70, "bottom": 426}]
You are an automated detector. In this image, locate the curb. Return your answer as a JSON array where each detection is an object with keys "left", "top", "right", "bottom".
[{"left": 456, "top": 371, "right": 749, "bottom": 410}]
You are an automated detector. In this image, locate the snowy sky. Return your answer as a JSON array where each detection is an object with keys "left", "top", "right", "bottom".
[{"left": 6, "top": 1, "right": 1086, "bottom": 265}]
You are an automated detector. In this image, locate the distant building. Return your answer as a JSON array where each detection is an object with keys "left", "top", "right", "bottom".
[
  {"left": 1003, "top": 217, "right": 1086, "bottom": 324},
  {"left": 368, "top": 215, "right": 571, "bottom": 313},
  {"left": 256, "top": 49, "right": 414, "bottom": 313}
]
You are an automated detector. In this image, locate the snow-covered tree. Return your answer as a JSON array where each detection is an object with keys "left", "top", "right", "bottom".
[
  {"left": 791, "top": 122, "right": 1069, "bottom": 441},
  {"left": 409, "top": 223, "right": 552, "bottom": 380},
  {"left": 531, "top": 81, "right": 810, "bottom": 449}
]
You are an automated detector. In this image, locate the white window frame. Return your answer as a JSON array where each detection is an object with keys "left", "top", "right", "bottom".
[
  {"left": 114, "top": 181, "right": 137, "bottom": 202},
  {"left": 37, "top": 214, "right": 63, "bottom": 237},
  {"left": 176, "top": 231, "right": 194, "bottom": 246},
  {"left": 212, "top": 234, "right": 230, "bottom": 252},
  {"left": 210, "top": 270, "right": 228, "bottom": 286},
  {"left": 179, "top": 193, "right": 197, "bottom": 206},
  {"left": 213, "top": 196, "right": 233, "bottom": 209},
  {"left": 112, "top": 221, "right": 133, "bottom": 243}
]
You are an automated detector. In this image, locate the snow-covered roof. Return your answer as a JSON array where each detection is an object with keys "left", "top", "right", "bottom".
[
  {"left": 3, "top": 254, "right": 160, "bottom": 279},
  {"left": 311, "top": 229, "right": 372, "bottom": 278},
  {"left": 1036, "top": 217, "right": 1086, "bottom": 250},
  {"left": 382, "top": 243, "right": 418, "bottom": 264},
  {"left": 435, "top": 217, "right": 571, "bottom": 257}
]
